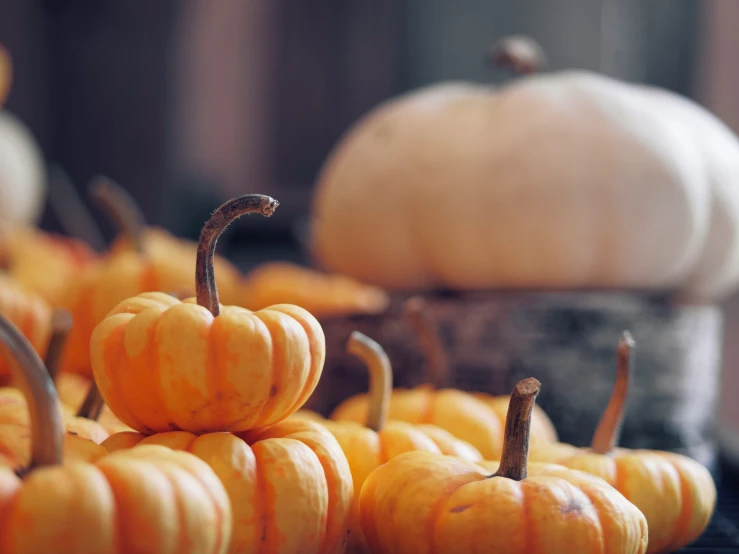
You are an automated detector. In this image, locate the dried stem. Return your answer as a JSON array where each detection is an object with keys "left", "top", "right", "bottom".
[
  {"left": 402, "top": 296, "right": 449, "bottom": 389},
  {"left": 591, "top": 331, "right": 634, "bottom": 455},
  {"left": 88, "top": 175, "right": 146, "bottom": 254},
  {"left": 0, "top": 44, "right": 11, "bottom": 105},
  {"left": 44, "top": 309, "right": 73, "bottom": 382},
  {"left": 196, "top": 195, "right": 279, "bottom": 316},
  {"left": 492, "top": 377, "right": 541, "bottom": 481},
  {"left": 488, "top": 35, "right": 547, "bottom": 75},
  {"left": 47, "top": 165, "right": 106, "bottom": 252},
  {"left": 0, "top": 313, "right": 64, "bottom": 470},
  {"left": 76, "top": 381, "right": 105, "bottom": 421},
  {"left": 346, "top": 331, "right": 392, "bottom": 432}
]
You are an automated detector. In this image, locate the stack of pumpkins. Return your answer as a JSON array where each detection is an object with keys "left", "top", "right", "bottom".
[{"left": 0, "top": 38, "right": 725, "bottom": 553}]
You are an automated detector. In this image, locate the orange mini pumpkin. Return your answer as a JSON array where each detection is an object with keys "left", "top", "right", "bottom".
[
  {"left": 299, "top": 331, "right": 481, "bottom": 553},
  {"left": 331, "top": 298, "right": 557, "bottom": 457},
  {"left": 358, "top": 377, "right": 649, "bottom": 554},
  {"left": 103, "top": 417, "right": 352, "bottom": 554},
  {"left": 529, "top": 332, "right": 716, "bottom": 553},
  {"left": 59, "top": 177, "right": 241, "bottom": 376},
  {"left": 240, "top": 261, "right": 390, "bottom": 317},
  {"left": 0, "top": 275, "right": 51, "bottom": 381},
  {"left": 0, "top": 406, "right": 230, "bottom": 554},
  {"left": 91, "top": 194, "right": 326, "bottom": 434}
]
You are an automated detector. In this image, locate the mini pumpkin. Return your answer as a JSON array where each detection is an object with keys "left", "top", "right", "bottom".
[
  {"left": 1, "top": 226, "right": 98, "bottom": 307},
  {"left": 240, "top": 261, "right": 390, "bottom": 317},
  {"left": 0, "top": 388, "right": 231, "bottom": 554},
  {"left": 0, "top": 275, "right": 52, "bottom": 382},
  {"left": 310, "top": 36, "right": 739, "bottom": 300},
  {"left": 59, "top": 177, "right": 242, "bottom": 376},
  {"left": 331, "top": 298, "right": 557, "bottom": 457},
  {"left": 102, "top": 417, "right": 353, "bottom": 554},
  {"left": 358, "top": 377, "right": 649, "bottom": 554},
  {"left": 305, "top": 331, "right": 481, "bottom": 553},
  {"left": 529, "top": 332, "right": 716, "bottom": 553},
  {"left": 91, "top": 194, "right": 326, "bottom": 434}
]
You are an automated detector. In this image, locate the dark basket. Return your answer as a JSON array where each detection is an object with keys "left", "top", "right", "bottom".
[{"left": 308, "top": 291, "right": 722, "bottom": 469}]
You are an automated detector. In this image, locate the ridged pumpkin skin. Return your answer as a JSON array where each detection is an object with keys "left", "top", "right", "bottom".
[
  {"left": 320, "top": 418, "right": 482, "bottom": 553},
  {"left": 529, "top": 443, "right": 715, "bottom": 553},
  {"left": 0, "top": 444, "right": 231, "bottom": 554},
  {"left": 331, "top": 386, "right": 555, "bottom": 459},
  {"left": 359, "top": 451, "right": 648, "bottom": 554},
  {"left": 103, "top": 418, "right": 352, "bottom": 554},
  {"left": 90, "top": 292, "right": 325, "bottom": 434},
  {"left": 0, "top": 423, "right": 107, "bottom": 469},
  {"left": 54, "top": 373, "right": 131, "bottom": 434},
  {"left": 0, "top": 276, "right": 51, "bottom": 380}
]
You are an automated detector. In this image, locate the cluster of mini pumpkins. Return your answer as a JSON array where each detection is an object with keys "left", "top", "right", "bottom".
[
  {"left": 0, "top": 186, "right": 717, "bottom": 554},
  {"left": 0, "top": 37, "right": 723, "bottom": 554}
]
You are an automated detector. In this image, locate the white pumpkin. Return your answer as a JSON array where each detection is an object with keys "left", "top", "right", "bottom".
[
  {"left": 0, "top": 110, "right": 46, "bottom": 232},
  {"left": 310, "top": 70, "right": 739, "bottom": 299}
]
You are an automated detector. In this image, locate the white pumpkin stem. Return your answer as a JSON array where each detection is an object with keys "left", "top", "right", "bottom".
[
  {"left": 489, "top": 35, "right": 547, "bottom": 75},
  {"left": 346, "top": 331, "right": 392, "bottom": 432},
  {"left": 493, "top": 377, "right": 541, "bottom": 481},
  {"left": 403, "top": 296, "right": 449, "bottom": 389},
  {"left": 88, "top": 175, "right": 147, "bottom": 254},
  {"left": 591, "top": 331, "right": 635, "bottom": 455},
  {"left": 44, "top": 309, "right": 72, "bottom": 383},
  {"left": 196, "top": 194, "right": 279, "bottom": 317},
  {"left": 0, "top": 313, "right": 64, "bottom": 471}
]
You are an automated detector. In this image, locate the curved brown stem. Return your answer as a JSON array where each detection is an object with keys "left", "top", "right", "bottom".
[
  {"left": 76, "top": 381, "right": 105, "bottom": 421},
  {"left": 0, "top": 313, "right": 64, "bottom": 470},
  {"left": 591, "top": 331, "right": 634, "bottom": 455},
  {"left": 402, "top": 296, "right": 449, "bottom": 389},
  {"left": 47, "top": 166, "right": 106, "bottom": 252},
  {"left": 347, "top": 331, "right": 392, "bottom": 432},
  {"left": 488, "top": 35, "right": 547, "bottom": 75},
  {"left": 492, "top": 377, "right": 541, "bottom": 481},
  {"left": 44, "top": 309, "right": 72, "bottom": 383},
  {"left": 88, "top": 175, "right": 146, "bottom": 254},
  {"left": 196, "top": 195, "right": 279, "bottom": 317}
]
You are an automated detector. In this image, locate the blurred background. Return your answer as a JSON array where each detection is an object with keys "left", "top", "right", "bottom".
[{"left": 2, "top": 0, "right": 739, "bottom": 464}]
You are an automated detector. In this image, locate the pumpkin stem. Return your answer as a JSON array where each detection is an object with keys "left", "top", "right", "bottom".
[
  {"left": 488, "top": 35, "right": 547, "bottom": 75},
  {"left": 492, "top": 377, "right": 541, "bottom": 481},
  {"left": 89, "top": 175, "right": 146, "bottom": 254},
  {"left": 403, "top": 296, "right": 449, "bottom": 389},
  {"left": 196, "top": 195, "right": 279, "bottom": 317},
  {"left": 591, "top": 331, "right": 634, "bottom": 455},
  {"left": 47, "top": 165, "right": 106, "bottom": 252},
  {"left": 346, "top": 331, "right": 392, "bottom": 432},
  {"left": 44, "top": 309, "right": 72, "bottom": 383},
  {"left": 0, "top": 313, "right": 64, "bottom": 470},
  {"left": 76, "top": 381, "right": 105, "bottom": 421}
]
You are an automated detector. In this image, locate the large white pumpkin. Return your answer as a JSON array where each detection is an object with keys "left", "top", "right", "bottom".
[
  {"left": 311, "top": 71, "right": 739, "bottom": 299},
  {"left": 0, "top": 110, "right": 46, "bottom": 232}
]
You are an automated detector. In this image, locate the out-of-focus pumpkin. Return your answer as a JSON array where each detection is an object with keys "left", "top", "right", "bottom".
[
  {"left": 91, "top": 194, "right": 326, "bottom": 434},
  {"left": 0, "top": 111, "right": 46, "bottom": 233},
  {"left": 331, "top": 298, "right": 557, "bottom": 458},
  {"left": 358, "top": 377, "right": 649, "bottom": 554},
  {"left": 1, "top": 227, "right": 97, "bottom": 306},
  {"left": 0, "top": 275, "right": 51, "bottom": 381},
  {"left": 529, "top": 332, "right": 716, "bottom": 553},
  {"left": 0, "top": 45, "right": 10, "bottom": 107},
  {"left": 300, "top": 331, "right": 481, "bottom": 553},
  {"left": 240, "top": 261, "right": 390, "bottom": 317},
  {"left": 310, "top": 36, "right": 739, "bottom": 300},
  {"left": 59, "top": 177, "right": 241, "bottom": 376},
  {"left": 103, "top": 417, "right": 353, "bottom": 554}
]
